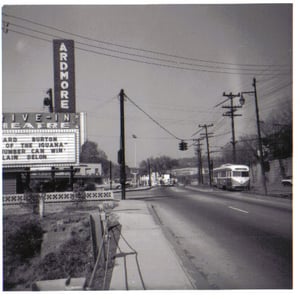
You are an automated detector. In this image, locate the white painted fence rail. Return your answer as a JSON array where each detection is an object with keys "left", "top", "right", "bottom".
[{"left": 3, "top": 190, "right": 114, "bottom": 205}]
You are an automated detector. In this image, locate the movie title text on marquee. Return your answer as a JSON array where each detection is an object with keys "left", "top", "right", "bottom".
[{"left": 2, "top": 113, "right": 80, "bottom": 168}]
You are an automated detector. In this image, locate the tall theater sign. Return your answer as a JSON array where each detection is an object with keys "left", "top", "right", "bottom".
[
  {"left": 53, "top": 39, "right": 76, "bottom": 113},
  {"left": 2, "top": 113, "right": 81, "bottom": 168}
]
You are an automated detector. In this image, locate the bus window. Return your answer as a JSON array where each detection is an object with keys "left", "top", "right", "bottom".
[
  {"left": 241, "top": 171, "right": 249, "bottom": 177},
  {"left": 233, "top": 171, "right": 249, "bottom": 177}
]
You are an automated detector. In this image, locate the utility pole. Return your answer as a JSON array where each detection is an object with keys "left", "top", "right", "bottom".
[
  {"left": 221, "top": 92, "right": 242, "bottom": 163},
  {"left": 51, "top": 166, "right": 56, "bottom": 191},
  {"left": 199, "top": 124, "right": 213, "bottom": 186},
  {"left": 69, "top": 166, "right": 77, "bottom": 191},
  {"left": 194, "top": 138, "right": 203, "bottom": 185},
  {"left": 109, "top": 161, "right": 112, "bottom": 190},
  {"left": 252, "top": 78, "right": 267, "bottom": 195},
  {"left": 147, "top": 159, "right": 152, "bottom": 187},
  {"left": 119, "top": 89, "right": 126, "bottom": 200},
  {"left": 240, "top": 78, "right": 267, "bottom": 195}
]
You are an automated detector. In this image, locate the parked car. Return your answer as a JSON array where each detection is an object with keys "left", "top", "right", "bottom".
[
  {"left": 281, "top": 176, "right": 292, "bottom": 186},
  {"left": 83, "top": 183, "right": 96, "bottom": 191}
]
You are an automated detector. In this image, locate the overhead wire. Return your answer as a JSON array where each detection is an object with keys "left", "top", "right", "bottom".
[
  {"left": 260, "top": 81, "right": 292, "bottom": 98},
  {"left": 6, "top": 27, "right": 260, "bottom": 75},
  {"left": 141, "top": 102, "right": 215, "bottom": 114},
  {"left": 211, "top": 55, "right": 292, "bottom": 145},
  {"left": 2, "top": 15, "right": 291, "bottom": 76},
  {"left": 4, "top": 15, "right": 292, "bottom": 95},
  {"left": 7, "top": 26, "right": 287, "bottom": 76},
  {"left": 3, "top": 13, "right": 291, "bottom": 69},
  {"left": 124, "top": 93, "right": 181, "bottom": 140},
  {"left": 232, "top": 49, "right": 292, "bottom": 106},
  {"left": 10, "top": 23, "right": 290, "bottom": 72},
  {"left": 194, "top": 79, "right": 291, "bottom": 152}
]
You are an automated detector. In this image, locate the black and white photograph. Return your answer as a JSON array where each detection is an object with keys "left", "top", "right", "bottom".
[{"left": 1, "top": 1, "right": 294, "bottom": 294}]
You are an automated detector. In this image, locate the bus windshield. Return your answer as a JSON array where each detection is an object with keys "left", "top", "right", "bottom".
[{"left": 232, "top": 171, "right": 249, "bottom": 177}]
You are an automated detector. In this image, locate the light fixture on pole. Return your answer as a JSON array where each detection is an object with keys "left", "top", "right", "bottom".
[
  {"left": 132, "top": 134, "right": 137, "bottom": 168},
  {"left": 132, "top": 134, "right": 138, "bottom": 187},
  {"left": 240, "top": 77, "right": 267, "bottom": 195},
  {"left": 239, "top": 95, "right": 245, "bottom": 106}
]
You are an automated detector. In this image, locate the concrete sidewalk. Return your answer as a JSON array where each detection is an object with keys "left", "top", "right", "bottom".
[{"left": 109, "top": 199, "right": 194, "bottom": 290}]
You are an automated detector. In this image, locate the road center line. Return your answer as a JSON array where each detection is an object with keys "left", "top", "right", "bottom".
[{"left": 228, "top": 206, "right": 249, "bottom": 214}]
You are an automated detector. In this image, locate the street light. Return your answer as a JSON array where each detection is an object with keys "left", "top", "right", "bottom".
[
  {"left": 132, "top": 134, "right": 137, "bottom": 168},
  {"left": 132, "top": 134, "right": 138, "bottom": 187},
  {"left": 239, "top": 95, "right": 245, "bottom": 106},
  {"left": 240, "top": 77, "right": 267, "bottom": 195}
]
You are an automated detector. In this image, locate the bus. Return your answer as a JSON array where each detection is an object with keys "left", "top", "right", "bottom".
[{"left": 213, "top": 164, "right": 250, "bottom": 191}]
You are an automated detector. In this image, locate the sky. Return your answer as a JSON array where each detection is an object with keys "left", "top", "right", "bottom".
[{"left": 1, "top": 1, "right": 293, "bottom": 167}]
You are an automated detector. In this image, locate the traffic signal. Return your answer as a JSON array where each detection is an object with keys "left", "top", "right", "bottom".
[
  {"left": 44, "top": 88, "right": 53, "bottom": 112},
  {"left": 179, "top": 141, "right": 188, "bottom": 151},
  {"left": 118, "top": 149, "right": 123, "bottom": 164},
  {"left": 179, "top": 141, "right": 183, "bottom": 151},
  {"left": 183, "top": 142, "right": 188, "bottom": 150}
]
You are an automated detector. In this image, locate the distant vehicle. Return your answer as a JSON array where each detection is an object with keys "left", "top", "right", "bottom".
[
  {"left": 95, "top": 182, "right": 124, "bottom": 190},
  {"left": 281, "top": 176, "right": 292, "bottom": 186},
  {"left": 213, "top": 164, "right": 250, "bottom": 191},
  {"left": 116, "top": 181, "right": 132, "bottom": 189}
]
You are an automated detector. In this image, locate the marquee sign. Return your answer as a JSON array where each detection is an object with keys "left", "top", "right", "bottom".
[
  {"left": 2, "top": 113, "right": 80, "bottom": 168},
  {"left": 53, "top": 39, "right": 76, "bottom": 113}
]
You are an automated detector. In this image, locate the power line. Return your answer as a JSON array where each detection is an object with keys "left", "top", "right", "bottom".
[
  {"left": 260, "top": 82, "right": 292, "bottom": 98},
  {"left": 3, "top": 16, "right": 291, "bottom": 76},
  {"left": 7, "top": 21, "right": 186, "bottom": 66},
  {"left": 7, "top": 27, "right": 270, "bottom": 76},
  {"left": 213, "top": 131, "right": 232, "bottom": 138},
  {"left": 7, "top": 27, "right": 286, "bottom": 77},
  {"left": 3, "top": 12, "right": 291, "bottom": 70},
  {"left": 141, "top": 102, "right": 215, "bottom": 114},
  {"left": 6, "top": 27, "right": 290, "bottom": 76},
  {"left": 124, "top": 93, "right": 181, "bottom": 140},
  {"left": 235, "top": 54, "right": 292, "bottom": 106}
]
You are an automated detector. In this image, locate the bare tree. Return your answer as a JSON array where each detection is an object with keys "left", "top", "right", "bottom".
[{"left": 139, "top": 155, "right": 179, "bottom": 175}]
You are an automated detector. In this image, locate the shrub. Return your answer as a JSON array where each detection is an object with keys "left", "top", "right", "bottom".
[
  {"left": 8, "top": 220, "right": 43, "bottom": 261},
  {"left": 38, "top": 236, "right": 93, "bottom": 280}
]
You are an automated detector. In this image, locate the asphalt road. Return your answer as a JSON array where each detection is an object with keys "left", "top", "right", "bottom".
[{"left": 140, "top": 186, "right": 293, "bottom": 289}]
